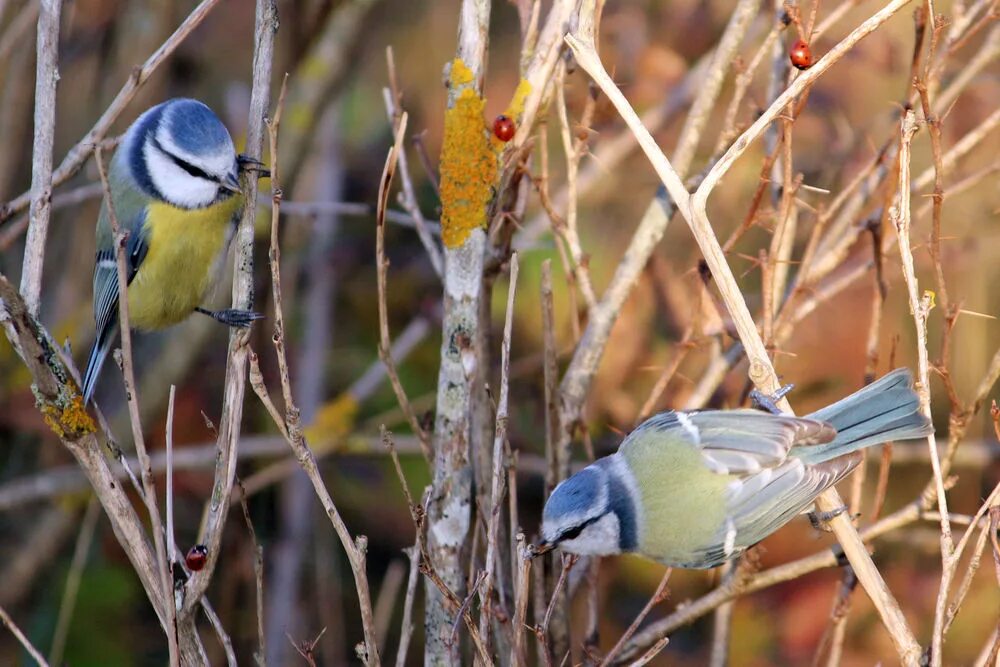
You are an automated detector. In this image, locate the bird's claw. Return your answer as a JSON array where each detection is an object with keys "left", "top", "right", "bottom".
[
  {"left": 750, "top": 383, "right": 795, "bottom": 415},
  {"left": 196, "top": 307, "right": 265, "bottom": 328},
  {"left": 808, "top": 505, "right": 848, "bottom": 533}
]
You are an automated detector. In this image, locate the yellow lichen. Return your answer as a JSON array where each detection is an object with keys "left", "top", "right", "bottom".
[
  {"left": 440, "top": 58, "right": 496, "bottom": 249},
  {"left": 449, "top": 58, "right": 475, "bottom": 87},
  {"left": 305, "top": 393, "right": 359, "bottom": 453},
  {"left": 41, "top": 393, "right": 96, "bottom": 440}
]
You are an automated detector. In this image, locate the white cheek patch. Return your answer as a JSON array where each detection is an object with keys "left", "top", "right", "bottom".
[
  {"left": 560, "top": 514, "right": 622, "bottom": 557},
  {"left": 145, "top": 142, "right": 219, "bottom": 209},
  {"left": 676, "top": 412, "right": 702, "bottom": 446}
]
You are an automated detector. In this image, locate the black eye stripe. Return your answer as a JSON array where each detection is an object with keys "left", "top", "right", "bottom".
[
  {"left": 152, "top": 137, "right": 217, "bottom": 183},
  {"left": 557, "top": 515, "right": 600, "bottom": 543}
]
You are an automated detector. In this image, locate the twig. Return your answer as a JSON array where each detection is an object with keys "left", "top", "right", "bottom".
[
  {"left": 237, "top": 479, "right": 267, "bottom": 665},
  {"left": 511, "top": 534, "right": 533, "bottom": 666},
  {"left": 47, "top": 497, "right": 100, "bottom": 667},
  {"left": 19, "top": 0, "right": 62, "bottom": 314},
  {"left": 540, "top": 554, "right": 577, "bottom": 644},
  {"left": 600, "top": 568, "right": 671, "bottom": 666},
  {"left": 375, "top": 110, "right": 432, "bottom": 462},
  {"left": 708, "top": 561, "right": 735, "bottom": 667},
  {"left": 0, "top": 0, "right": 227, "bottom": 223},
  {"left": 381, "top": 80, "right": 444, "bottom": 278},
  {"left": 0, "top": 603, "right": 49, "bottom": 667},
  {"left": 479, "top": 252, "right": 519, "bottom": 645},
  {"left": 200, "top": 599, "right": 238, "bottom": 667},
  {"left": 94, "top": 146, "right": 178, "bottom": 664},
  {"left": 166, "top": 386, "right": 177, "bottom": 571},
  {"left": 289, "top": 628, "right": 326, "bottom": 667},
  {"left": 180, "top": 0, "right": 275, "bottom": 620},
  {"left": 540, "top": 260, "right": 565, "bottom": 494},
  {"left": 893, "top": 110, "right": 952, "bottom": 667},
  {"left": 374, "top": 560, "right": 406, "bottom": 653},
  {"left": 395, "top": 546, "right": 420, "bottom": 667},
  {"left": 253, "top": 69, "right": 381, "bottom": 666},
  {"left": 553, "top": 64, "right": 598, "bottom": 312},
  {"left": 630, "top": 638, "right": 669, "bottom": 666}
]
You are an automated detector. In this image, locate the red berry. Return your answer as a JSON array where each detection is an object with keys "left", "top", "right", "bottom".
[
  {"left": 790, "top": 39, "right": 813, "bottom": 70},
  {"left": 185, "top": 544, "right": 208, "bottom": 571},
  {"left": 493, "top": 115, "right": 515, "bottom": 142}
]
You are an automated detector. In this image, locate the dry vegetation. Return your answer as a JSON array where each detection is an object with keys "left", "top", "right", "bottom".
[{"left": 1, "top": 0, "right": 1000, "bottom": 665}]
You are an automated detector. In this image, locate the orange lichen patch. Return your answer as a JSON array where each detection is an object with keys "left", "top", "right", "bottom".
[
  {"left": 440, "top": 58, "right": 496, "bottom": 249},
  {"left": 305, "top": 393, "right": 359, "bottom": 453},
  {"left": 40, "top": 393, "right": 96, "bottom": 440},
  {"left": 490, "top": 78, "right": 532, "bottom": 151}
]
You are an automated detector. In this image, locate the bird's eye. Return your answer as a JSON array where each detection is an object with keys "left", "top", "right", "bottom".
[
  {"left": 558, "top": 515, "right": 601, "bottom": 543},
  {"left": 559, "top": 524, "right": 586, "bottom": 542},
  {"left": 154, "top": 138, "right": 217, "bottom": 183}
]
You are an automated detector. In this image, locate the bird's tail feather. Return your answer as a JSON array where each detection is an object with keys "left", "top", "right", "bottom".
[
  {"left": 796, "top": 368, "right": 933, "bottom": 464},
  {"left": 82, "top": 325, "right": 117, "bottom": 404}
]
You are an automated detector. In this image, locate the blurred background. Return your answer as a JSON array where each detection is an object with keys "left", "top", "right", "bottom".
[{"left": 1, "top": 0, "right": 999, "bottom": 664}]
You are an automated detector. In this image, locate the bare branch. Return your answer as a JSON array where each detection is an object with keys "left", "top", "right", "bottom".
[
  {"left": 181, "top": 0, "right": 276, "bottom": 619},
  {"left": 19, "top": 0, "right": 62, "bottom": 314}
]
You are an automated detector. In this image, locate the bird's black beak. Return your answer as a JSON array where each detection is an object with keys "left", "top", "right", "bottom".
[
  {"left": 220, "top": 170, "right": 241, "bottom": 193},
  {"left": 529, "top": 540, "right": 554, "bottom": 557},
  {"left": 237, "top": 153, "right": 271, "bottom": 179}
]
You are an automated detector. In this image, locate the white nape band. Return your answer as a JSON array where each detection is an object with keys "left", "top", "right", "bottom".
[
  {"left": 723, "top": 516, "right": 737, "bottom": 559},
  {"left": 676, "top": 412, "right": 702, "bottom": 446}
]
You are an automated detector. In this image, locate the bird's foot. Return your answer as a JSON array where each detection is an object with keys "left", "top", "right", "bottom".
[
  {"left": 749, "top": 383, "right": 795, "bottom": 415},
  {"left": 808, "top": 505, "right": 848, "bottom": 533},
  {"left": 195, "top": 307, "right": 265, "bottom": 328},
  {"left": 237, "top": 153, "right": 271, "bottom": 178}
]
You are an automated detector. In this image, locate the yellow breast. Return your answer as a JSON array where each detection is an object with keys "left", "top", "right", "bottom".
[
  {"left": 622, "top": 430, "right": 730, "bottom": 563},
  {"left": 126, "top": 196, "right": 242, "bottom": 330}
]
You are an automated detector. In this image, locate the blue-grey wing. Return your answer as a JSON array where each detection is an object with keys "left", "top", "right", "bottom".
[
  {"left": 92, "top": 218, "right": 149, "bottom": 338},
  {"left": 627, "top": 409, "right": 835, "bottom": 474},
  {"left": 83, "top": 209, "right": 149, "bottom": 402}
]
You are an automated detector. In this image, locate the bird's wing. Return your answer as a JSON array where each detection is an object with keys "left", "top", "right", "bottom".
[
  {"left": 625, "top": 409, "right": 836, "bottom": 476},
  {"left": 92, "top": 206, "right": 149, "bottom": 339}
]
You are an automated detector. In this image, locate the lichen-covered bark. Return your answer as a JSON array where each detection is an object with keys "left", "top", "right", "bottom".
[{"left": 426, "top": 1, "right": 491, "bottom": 661}]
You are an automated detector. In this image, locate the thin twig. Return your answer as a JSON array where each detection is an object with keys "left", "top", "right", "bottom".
[
  {"left": 95, "top": 146, "right": 178, "bottom": 664},
  {"left": 237, "top": 479, "right": 267, "bottom": 665},
  {"left": 181, "top": 0, "right": 275, "bottom": 621},
  {"left": 375, "top": 110, "right": 432, "bottom": 462},
  {"left": 166, "top": 386, "right": 177, "bottom": 571},
  {"left": 893, "top": 109, "right": 952, "bottom": 667},
  {"left": 479, "top": 252, "right": 520, "bottom": 645},
  {"left": 47, "top": 497, "right": 100, "bottom": 667},
  {"left": 381, "top": 79, "right": 444, "bottom": 278},
  {"left": 395, "top": 546, "right": 420, "bottom": 667},
  {"left": 600, "top": 568, "right": 671, "bottom": 666},
  {"left": 254, "top": 70, "right": 381, "bottom": 666},
  {"left": 19, "top": 0, "right": 62, "bottom": 314},
  {"left": 0, "top": 603, "right": 49, "bottom": 667}
]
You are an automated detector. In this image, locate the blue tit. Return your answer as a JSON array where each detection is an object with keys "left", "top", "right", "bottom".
[
  {"left": 82, "top": 97, "right": 264, "bottom": 403},
  {"left": 539, "top": 368, "right": 933, "bottom": 568}
]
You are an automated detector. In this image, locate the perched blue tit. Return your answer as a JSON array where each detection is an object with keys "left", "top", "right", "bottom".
[
  {"left": 82, "top": 98, "right": 264, "bottom": 403},
  {"left": 539, "top": 369, "right": 933, "bottom": 568}
]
